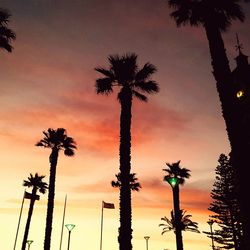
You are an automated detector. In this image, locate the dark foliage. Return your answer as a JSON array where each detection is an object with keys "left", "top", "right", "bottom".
[
  {"left": 159, "top": 209, "right": 200, "bottom": 235},
  {"left": 205, "top": 154, "right": 243, "bottom": 250},
  {"left": 0, "top": 8, "right": 16, "bottom": 52}
]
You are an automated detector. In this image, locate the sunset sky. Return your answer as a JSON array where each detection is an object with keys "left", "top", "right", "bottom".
[{"left": 1, "top": 1, "right": 250, "bottom": 250}]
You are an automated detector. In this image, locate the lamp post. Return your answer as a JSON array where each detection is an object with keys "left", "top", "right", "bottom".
[
  {"left": 166, "top": 176, "right": 183, "bottom": 250},
  {"left": 26, "top": 240, "right": 33, "bottom": 250},
  {"left": 144, "top": 236, "right": 150, "bottom": 250},
  {"left": 207, "top": 220, "right": 215, "bottom": 250},
  {"left": 65, "top": 224, "right": 75, "bottom": 250}
]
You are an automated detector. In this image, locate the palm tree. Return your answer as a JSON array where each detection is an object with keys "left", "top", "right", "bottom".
[
  {"left": 95, "top": 53, "right": 159, "bottom": 250},
  {"left": 159, "top": 209, "right": 200, "bottom": 235},
  {"left": 163, "top": 161, "right": 191, "bottom": 250},
  {"left": 167, "top": 1, "right": 250, "bottom": 247},
  {"left": 36, "top": 128, "right": 76, "bottom": 250},
  {"left": 111, "top": 172, "right": 142, "bottom": 191},
  {"left": 21, "top": 173, "right": 48, "bottom": 250},
  {"left": 0, "top": 8, "right": 16, "bottom": 52}
]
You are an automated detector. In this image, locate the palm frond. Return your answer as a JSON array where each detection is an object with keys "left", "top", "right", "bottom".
[
  {"left": 111, "top": 180, "right": 120, "bottom": 188},
  {"left": 135, "top": 63, "right": 157, "bottom": 81},
  {"left": 0, "top": 26, "right": 16, "bottom": 39},
  {"left": 0, "top": 8, "right": 15, "bottom": 52},
  {"left": 95, "top": 67, "right": 114, "bottom": 79},
  {"left": 63, "top": 137, "right": 77, "bottom": 149},
  {"left": 0, "top": 37, "right": 13, "bottom": 52},
  {"left": 64, "top": 148, "right": 75, "bottom": 156},
  {"left": 132, "top": 90, "right": 147, "bottom": 102},
  {"left": 95, "top": 77, "right": 113, "bottom": 94},
  {"left": 0, "top": 8, "right": 11, "bottom": 24},
  {"left": 159, "top": 216, "right": 175, "bottom": 234},
  {"left": 133, "top": 80, "right": 159, "bottom": 94}
]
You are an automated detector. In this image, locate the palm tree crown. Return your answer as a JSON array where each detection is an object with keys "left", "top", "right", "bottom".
[
  {"left": 163, "top": 160, "right": 191, "bottom": 185},
  {"left": 0, "top": 8, "right": 16, "bottom": 52},
  {"left": 36, "top": 128, "right": 76, "bottom": 156},
  {"left": 95, "top": 53, "right": 159, "bottom": 101},
  {"left": 168, "top": 0, "right": 245, "bottom": 31},
  {"left": 159, "top": 209, "right": 200, "bottom": 235},
  {"left": 111, "top": 173, "right": 142, "bottom": 192},
  {"left": 23, "top": 173, "right": 48, "bottom": 194}
]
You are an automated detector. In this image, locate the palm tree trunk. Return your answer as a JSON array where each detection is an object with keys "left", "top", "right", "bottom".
[
  {"left": 21, "top": 190, "right": 37, "bottom": 250},
  {"left": 44, "top": 148, "right": 58, "bottom": 250},
  {"left": 118, "top": 87, "right": 133, "bottom": 250},
  {"left": 204, "top": 23, "right": 250, "bottom": 250},
  {"left": 204, "top": 23, "right": 235, "bottom": 139},
  {"left": 173, "top": 186, "right": 183, "bottom": 250}
]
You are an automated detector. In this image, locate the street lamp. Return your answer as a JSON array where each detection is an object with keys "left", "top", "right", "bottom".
[
  {"left": 144, "top": 236, "right": 150, "bottom": 250},
  {"left": 26, "top": 240, "right": 33, "bottom": 250},
  {"left": 166, "top": 176, "right": 179, "bottom": 188},
  {"left": 65, "top": 224, "right": 75, "bottom": 250},
  {"left": 207, "top": 220, "right": 215, "bottom": 250}
]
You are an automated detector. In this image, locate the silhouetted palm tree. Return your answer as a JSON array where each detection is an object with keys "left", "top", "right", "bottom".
[
  {"left": 167, "top": 1, "right": 250, "bottom": 247},
  {"left": 163, "top": 161, "right": 191, "bottom": 250},
  {"left": 36, "top": 128, "right": 76, "bottom": 250},
  {"left": 95, "top": 53, "right": 159, "bottom": 250},
  {"left": 159, "top": 210, "right": 200, "bottom": 235},
  {"left": 111, "top": 173, "right": 142, "bottom": 191},
  {"left": 0, "top": 8, "right": 16, "bottom": 52},
  {"left": 21, "top": 173, "right": 48, "bottom": 250}
]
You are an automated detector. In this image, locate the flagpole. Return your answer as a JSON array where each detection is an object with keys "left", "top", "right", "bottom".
[
  {"left": 13, "top": 190, "right": 25, "bottom": 250},
  {"left": 100, "top": 201, "right": 104, "bottom": 250},
  {"left": 59, "top": 194, "right": 67, "bottom": 250}
]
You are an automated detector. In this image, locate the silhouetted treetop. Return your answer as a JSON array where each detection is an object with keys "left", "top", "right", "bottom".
[
  {"left": 0, "top": 7, "right": 16, "bottom": 52},
  {"left": 167, "top": 0, "right": 245, "bottom": 31},
  {"left": 23, "top": 173, "right": 48, "bottom": 194},
  {"left": 163, "top": 160, "right": 191, "bottom": 185},
  {"left": 95, "top": 53, "right": 159, "bottom": 102},
  {"left": 36, "top": 128, "right": 77, "bottom": 156}
]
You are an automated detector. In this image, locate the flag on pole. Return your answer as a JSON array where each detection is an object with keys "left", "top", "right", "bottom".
[
  {"left": 24, "top": 191, "right": 40, "bottom": 200},
  {"left": 103, "top": 201, "right": 115, "bottom": 209}
]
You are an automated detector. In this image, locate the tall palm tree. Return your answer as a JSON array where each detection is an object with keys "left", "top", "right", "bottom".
[
  {"left": 36, "top": 128, "right": 76, "bottom": 250},
  {"left": 159, "top": 209, "right": 200, "bottom": 235},
  {"left": 163, "top": 161, "right": 191, "bottom": 250},
  {"left": 167, "top": 1, "right": 250, "bottom": 247},
  {"left": 111, "top": 172, "right": 142, "bottom": 191},
  {"left": 21, "top": 173, "right": 48, "bottom": 250},
  {"left": 95, "top": 53, "right": 159, "bottom": 250},
  {"left": 0, "top": 8, "right": 16, "bottom": 52}
]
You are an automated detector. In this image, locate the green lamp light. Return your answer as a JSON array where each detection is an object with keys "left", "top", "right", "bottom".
[{"left": 167, "top": 177, "right": 179, "bottom": 188}]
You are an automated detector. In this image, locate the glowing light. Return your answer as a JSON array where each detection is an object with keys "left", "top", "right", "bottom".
[
  {"left": 167, "top": 177, "right": 179, "bottom": 188},
  {"left": 236, "top": 90, "right": 244, "bottom": 99}
]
